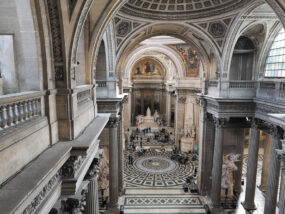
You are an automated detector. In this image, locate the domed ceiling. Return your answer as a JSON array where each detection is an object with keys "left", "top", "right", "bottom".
[{"left": 120, "top": 0, "right": 253, "bottom": 20}]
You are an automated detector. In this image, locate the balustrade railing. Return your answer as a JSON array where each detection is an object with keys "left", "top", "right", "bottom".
[
  {"left": 229, "top": 81, "right": 256, "bottom": 89},
  {"left": 208, "top": 80, "right": 218, "bottom": 88},
  {"left": 96, "top": 81, "right": 107, "bottom": 88},
  {"left": 0, "top": 91, "right": 44, "bottom": 131}
]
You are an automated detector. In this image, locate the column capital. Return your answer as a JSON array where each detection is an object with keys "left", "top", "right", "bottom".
[
  {"left": 178, "top": 96, "right": 186, "bottom": 104},
  {"left": 269, "top": 125, "right": 284, "bottom": 139},
  {"left": 250, "top": 118, "right": 262, "bottom": 129},
  {"left": 86, "top": 159, "right": 100, "bottom": 180},
  {"left": 213, "top": 117, "right": 228, "bottom": 128},
  {"left": 106, "top": 115, "right": 120, "bottom": 128}
]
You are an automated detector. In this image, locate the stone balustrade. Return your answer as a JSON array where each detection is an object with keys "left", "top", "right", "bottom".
[
  {"left": 96, "top": 80, "right": 107, "bottom": 88},
  {"left": 96, "top": 80, "right": 118, "bottom": 98},
  {"left": 257, "top": 81, "right": 285, "bottom": 103},
  {"left": 0, "top": 91, "right": 44, "bottom": 130},
  {"left": 229, "top": 80, "right": 256, "bottom": 89}
]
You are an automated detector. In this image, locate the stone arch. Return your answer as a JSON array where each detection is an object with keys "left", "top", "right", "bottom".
[
  {"left": 119, "top": 44, "right": 186, "bottom": 86},
  {"left": 95, "top": 40, "right": 107, "bottom": 81},
  {"left": 222, "top": 1, "right": 272, "bottom": 79}
]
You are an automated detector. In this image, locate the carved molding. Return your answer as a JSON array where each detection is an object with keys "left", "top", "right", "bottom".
[
  {"left": 23, "top": 172, "right": 61, "bottom": 214},
  {"left": 47, "top": 0, "right": 64, "bottom": 81}
]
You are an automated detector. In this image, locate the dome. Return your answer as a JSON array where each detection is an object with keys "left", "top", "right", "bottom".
[{"left": 120, "top": 0, "right": 253, "bottom": 20}]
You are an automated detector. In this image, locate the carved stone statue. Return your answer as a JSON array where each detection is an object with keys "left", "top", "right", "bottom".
[
  {"left": 181, "top": 124, "right": 196, "bottom": 153},
  {"left": 221, "top": 153, "right": 240, "bottom": 198},
  {"left": 153, "top": 110, "right": 159, "bottom": 121},
  {"left": 146, "top": 107, "right": 151, "bottom": 117}
]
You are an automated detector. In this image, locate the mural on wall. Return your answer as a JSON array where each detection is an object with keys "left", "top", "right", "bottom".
[
  {"left": 169, "top": 44, "right": 200, "bottom": 77},
  {"left": 132, "top": 58, "right": 163, "bottom": 77}
]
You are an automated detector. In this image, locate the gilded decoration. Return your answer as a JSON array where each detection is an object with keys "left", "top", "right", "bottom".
[
  {"left": 132, "top": 58, "right": 163, "bottom": 77},
  {"left": 169, "top": 44, "right": 200, "bottom": 77}
]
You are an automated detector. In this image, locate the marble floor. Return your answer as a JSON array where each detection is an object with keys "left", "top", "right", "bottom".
[{"left": 122, "top": 149, "right": 206, "bottom": 214}]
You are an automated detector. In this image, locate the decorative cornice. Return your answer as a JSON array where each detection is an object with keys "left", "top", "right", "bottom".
[{"left": 23, "top": 172, "right": 61, "bottom": 214}]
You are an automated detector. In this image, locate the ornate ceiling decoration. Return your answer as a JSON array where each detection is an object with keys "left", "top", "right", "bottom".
[{"left": 120, "top": 0, "right": 253, "bottom": 20}]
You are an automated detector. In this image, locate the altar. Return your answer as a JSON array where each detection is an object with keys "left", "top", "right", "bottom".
[{"left": 136, "top": 107, "right": 159, "bottom": 129}]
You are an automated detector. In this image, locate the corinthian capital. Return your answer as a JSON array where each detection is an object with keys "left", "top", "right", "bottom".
[
  {"left": 213, "top": 117, "right": 228, "bottom": 128},
  {"left": 106, "top": 115, "right": 120, "bottom": 128}
]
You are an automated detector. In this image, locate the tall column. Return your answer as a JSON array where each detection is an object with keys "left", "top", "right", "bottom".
[
  {"left": 264, "top": 126, "right": 283, "bottom": 214},
  {"left": 242, "top": 119, "right": 260, "bottom": 210},
  {"left": 277, "top": 139, "right": 285, "bottom": 214},
  {"left": 107, "top": 116, "right": 120, "bottom": 213},
  {"left": 259, "top": 133, "right": 272, "bottom": 192},
  {"left": 85, "top": 160, "right": 100, "bottom": 214},
  {"left": 166, "top": 92, "right": 171, "bottom": 126},
  {"left": 211, "top": 117, "right": 226, "bottom": 209},
  {"left": 118, "top": 100, "right": 125, "bottom": 196},
  {"left": 233, "top": 128, "right": 245, "bottom": 194},
  {"left": 198, "top": 111, "right": 215, "bottom": 196}
]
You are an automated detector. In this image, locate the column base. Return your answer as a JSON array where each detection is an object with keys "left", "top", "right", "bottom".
[
  {"left": 241, "top": 201, "right": 256, "bottom": 210},
  {"left": 210, "top": 206, "right": 224, "bottom": 214},
  {"left": 105, "top": 207, "right": 120, "bottom": 214}
]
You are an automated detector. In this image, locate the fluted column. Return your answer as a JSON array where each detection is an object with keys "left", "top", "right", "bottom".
[
  {"left": 277, "top": 139, "right": 285, "bottom": 214},
  {"left": 85, "top": 161, "right": 100, "bottom": 214},
  {"left": 211, "top": 117, "right": 226, "bottom": 209},
  {"left": 198, "top": 111, "right": 215, "bottom": 196},
  {"left": 242, "top": 119, "right": 260, "bottom": 210},
  {"left": 264, "top": 126, "right": 283, "bottom": 214},
  {"left": 107, "top": 116, "right": 120, "bottom": 213}
]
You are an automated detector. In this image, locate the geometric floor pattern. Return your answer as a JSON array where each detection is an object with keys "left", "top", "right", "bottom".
[{"left": 124, "top": 150, "right": 198, "bottom": 188}]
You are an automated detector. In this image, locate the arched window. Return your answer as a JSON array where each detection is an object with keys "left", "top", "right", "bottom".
[{"left": 265, "top": 28, "right": 285, "bottom": 77}]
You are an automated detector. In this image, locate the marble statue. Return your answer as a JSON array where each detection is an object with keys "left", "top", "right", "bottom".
[
  {"left": 146, "top": 107, "right": 151, "bottom": 117},
  {"left": 98, "top": 157, "right": 109, "bottom": 197},
  {"left": 221, "top": 153, "right": 240, "bottom": 198},
  {"left": 154, "top": 110, "right": 159, "bottom": 121},
  {"left": 181, "top": 124, "right": 196, "bottom": 153}
]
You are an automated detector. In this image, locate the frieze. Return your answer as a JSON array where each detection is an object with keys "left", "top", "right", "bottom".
[
  {"left": 62, "top": 156, "right": 86, "bottom": 178},
  {"left": 23, "top": 172, "right": 61, "bottom": 214}
]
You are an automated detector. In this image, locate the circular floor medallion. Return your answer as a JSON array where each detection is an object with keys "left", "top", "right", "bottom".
[{"left": 134, "top": 156, "right": 177, "bottom": 174}]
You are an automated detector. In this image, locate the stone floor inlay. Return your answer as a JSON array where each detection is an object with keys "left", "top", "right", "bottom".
[{"left": 124, "top": 150, "right": 198, "bottom": 188}]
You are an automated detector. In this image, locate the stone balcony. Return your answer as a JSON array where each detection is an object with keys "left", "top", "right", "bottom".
[{"left": 207, "top": 80, "right": 257, "bottom": 99}]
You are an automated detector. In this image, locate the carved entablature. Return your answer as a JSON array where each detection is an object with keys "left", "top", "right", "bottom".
[
  {"left": 62, "top": 156, "right": 86, "bottom": 179},
  {"left": 106, "top": 116, "right": 120, "bottom": 128},
  {"left": 206, "top": 99, "right": 255, "bottom": 118},
  {"left": 23, "top": 172, "right": 61, "bottom": 214},
  {"left": 97, "top": 99, "right": 122, "bottom": 114}
]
